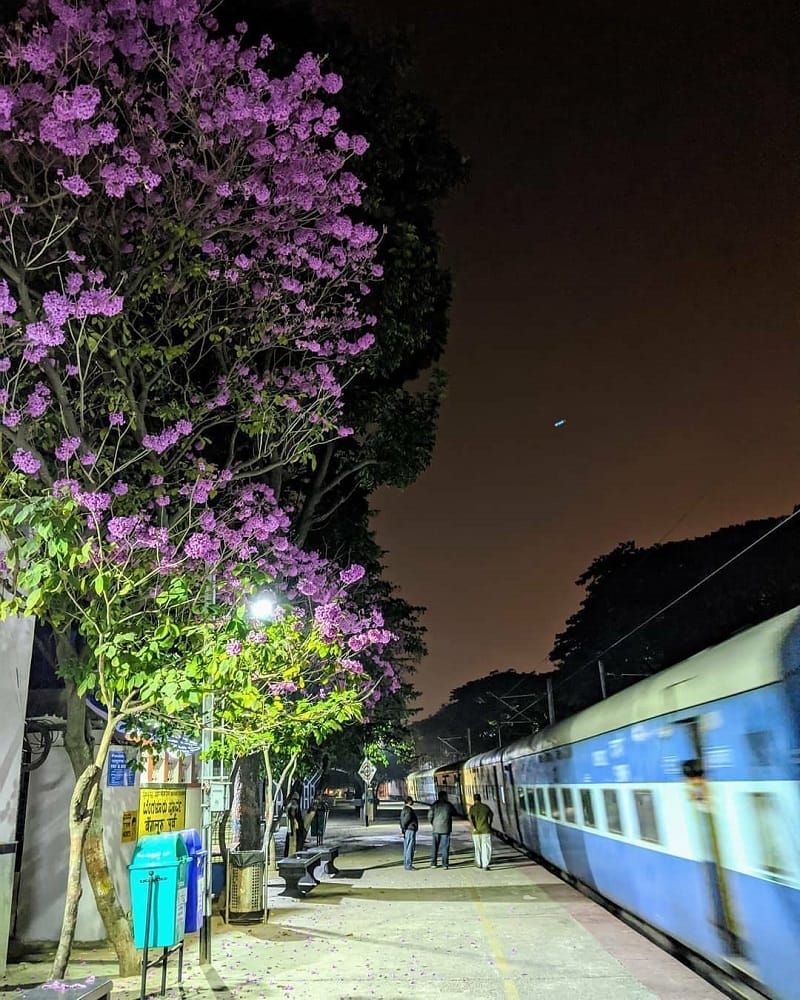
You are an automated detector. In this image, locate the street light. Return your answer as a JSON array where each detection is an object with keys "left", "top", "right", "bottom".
[{"left": 248, "top": 591, "right": 276, "bottom": 622}]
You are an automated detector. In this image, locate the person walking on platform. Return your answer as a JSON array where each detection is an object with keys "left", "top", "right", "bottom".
[
  {"left": 468, "top": 793, "right": 494, "bottom": 869},
  {"left": 400, "top": 796, "right": 419, "bottom": 870},
  {"left": 284, "top": 791, "right": 305, "bottom": 855},
  {"left": 429, "top": 790, "right": 457, "bottom": 868},
  {"left": 308, "top": 796, "right": 329, "bottom": 846}
]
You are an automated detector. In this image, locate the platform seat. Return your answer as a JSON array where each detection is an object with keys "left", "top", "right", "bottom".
[
  {"left": 277, "top": 851, "right": 323, "bottom": 897},
  {"left": 19, "top": 978, "right": 113, "bottom": 1000},
  {"left": 297, "top": 845, "right": 339, "bottom": 876}
]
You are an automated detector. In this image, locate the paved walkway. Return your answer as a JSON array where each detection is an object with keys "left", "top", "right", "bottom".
[{"left": 4, "top": 804, "right": 726, "bottom": 999}]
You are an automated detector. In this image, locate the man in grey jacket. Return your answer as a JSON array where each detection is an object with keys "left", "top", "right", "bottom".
[{"left": 428, "top": 790, "right": 457, "bottom": 868}]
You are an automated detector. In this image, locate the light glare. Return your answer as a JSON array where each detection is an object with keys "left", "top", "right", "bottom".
[{"left": 249, "top": 594, "right": 275, "bottom": 621}]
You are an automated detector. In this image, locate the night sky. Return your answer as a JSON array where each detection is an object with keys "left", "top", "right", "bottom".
[{"left": 321, "top": 0, "right": 800, "bottom": 715}]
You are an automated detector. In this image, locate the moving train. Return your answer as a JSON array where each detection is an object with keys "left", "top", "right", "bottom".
[{"left": 407, "top": 608, "right": 800, "bottom": 1000}]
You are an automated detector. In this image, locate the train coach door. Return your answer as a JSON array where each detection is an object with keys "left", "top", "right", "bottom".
[
  {"left": 677, "top": 716, "right": 744, "bottom": 959},
  {"left": 490, "top": 765, "right": 511, "bottom": 834},
  {"left": 503, "top": 761, "right": 525, "bottom": 845}
]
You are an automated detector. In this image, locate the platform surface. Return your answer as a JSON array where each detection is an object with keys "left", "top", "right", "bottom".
[{"left": 4, "top": 804, "right": 726, "bottom": 1000}]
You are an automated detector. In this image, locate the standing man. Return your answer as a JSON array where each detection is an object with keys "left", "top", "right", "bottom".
[
  {"left": 284, "top": 791, "right": 305, "bottom": 856},
  {"left": 399, "top": 796, "right": 419, "bottom": 870},
  {"left": 308, "top": 796, "right": 329, "bottom": 846},
  {"left": 468, "top": 793, "right": 494, "bottom": 869},
  {"left": 429, "top": 790, "right": 457, "bottom": 868}
]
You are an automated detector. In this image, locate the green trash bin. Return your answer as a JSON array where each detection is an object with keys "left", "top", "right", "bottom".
[{"left": 128, "top": 833, "right": 189, "bottom": 949}]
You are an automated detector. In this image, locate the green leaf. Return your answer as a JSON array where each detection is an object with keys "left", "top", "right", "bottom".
[{"left": 24, "top": 588, "right": 43, "bottom": 614}]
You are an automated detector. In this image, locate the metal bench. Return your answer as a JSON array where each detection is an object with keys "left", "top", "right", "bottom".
[
  {"left": 277, "top": 851, "right": 323, "bottom": 897},
  {"left": 19, "top": 978, "right": 113, "bottom": 1000},
  {"left": 298, "top": 845, "right": 339, "bottom": 876}
]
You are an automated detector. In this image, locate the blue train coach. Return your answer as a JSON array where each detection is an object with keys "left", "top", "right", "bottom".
[{"left": 462, "top": 608, "right": 800, "bottom": 1000}]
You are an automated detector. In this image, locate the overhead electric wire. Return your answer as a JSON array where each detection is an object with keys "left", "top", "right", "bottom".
[{"left": 502, "top": 503, "right": 800, "bottom": 718}]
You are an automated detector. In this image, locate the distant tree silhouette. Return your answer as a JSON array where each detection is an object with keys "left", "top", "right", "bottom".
[
  {"left": 549, "top": 509, "right": 800, "bottom": 715},
  {"left": 413, "top": 669, "right": 551, "bottom": 763}
]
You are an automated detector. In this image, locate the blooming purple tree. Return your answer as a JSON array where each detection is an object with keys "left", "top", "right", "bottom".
[
  {"left": 0, "top": 0, "right": 396, "bottom": 977},
  {"left": 3, "top": 476, "right": 398, "bottom": 975},
  {"left": 190, "top": 551, "right": 398, "bottom": 871}
]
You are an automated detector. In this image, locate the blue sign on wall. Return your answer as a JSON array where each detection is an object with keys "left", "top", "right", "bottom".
[{"left": 108, "top": 749, "right": 135, "bottom": 787}]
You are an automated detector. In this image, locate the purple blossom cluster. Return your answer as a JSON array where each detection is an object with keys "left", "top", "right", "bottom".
[
  {"left": 141, "top": 419, "right": 193, "bottom": 455},
  {"left": 0, "top": 0, "right": 402, "bottom": 720},
  {"left": 12, "top": 448, "right": 40, "bottom": 474},
  {"left": 0, "top": 0, "right": 384, "bottom": 465},
  {"left": 10, "top": 468, "right": 400, "bottom": 702}
]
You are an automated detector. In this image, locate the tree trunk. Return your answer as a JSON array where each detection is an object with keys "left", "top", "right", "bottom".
[
  {"left": 217, "top": 757, "right": 241, "bottom": 868},
  {"left": 293, "top": 441, "right": 335, "bottom": 547},
  {"left": 53, "top": 676, "right": 139, "bottom": 978},
  {"left": 262, "top": 751, "right": 276, "bottom": 874},
  {"left": 84, "top": 795, "right": 139, "bottom": 976},
  {"left": 237, "top": 753, "right": 262, "bottom": 851},
  {"left": 51, "top": 782, "right": 90, "bottom": 980}
]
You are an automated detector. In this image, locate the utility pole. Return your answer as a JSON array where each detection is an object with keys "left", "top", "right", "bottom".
[
  {"left": 546, "top": 677, "right": 555, "bottom": 726},
  {"left": 199, "top": 694, "right": 213, "bottom": 965},
  {"left": 598, "top": 659, "right": 607, "bottom": 700}
]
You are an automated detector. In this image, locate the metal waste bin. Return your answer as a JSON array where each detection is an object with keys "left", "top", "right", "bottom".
[
  {"left": 178, "top": 829, "right": 206, "bottom": 934},
  {"left": 128, "top": 833, "right": 189, "bottom": 948},
  {"left": 227, "top": 850, "right": 265, "bottom": 923}
]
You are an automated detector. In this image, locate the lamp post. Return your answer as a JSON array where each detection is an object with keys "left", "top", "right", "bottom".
[
  {"left": 199, "top": 693, "right": 214, "bottom": 965},
  {"left": 199, "top": 572, "right": 218, "bottom": 966},
  {"left": 200, "top": 588, "right": 276, "bottom": 963}
]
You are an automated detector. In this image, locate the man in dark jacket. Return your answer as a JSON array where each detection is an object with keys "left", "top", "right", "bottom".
[
  {"left": 285, "top": 792, "right": 305, "bottom": 855},
  {"left": 399, "top": 796, "right": 419, "bottom": 870},
  {"left": 428, "top": 790, "right": 457, "bottom": 868}
]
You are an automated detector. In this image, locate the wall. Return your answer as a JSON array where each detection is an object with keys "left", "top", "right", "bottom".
[
  {"left": 15, "top": 747, "right": 140, "bottom": 942},
  {"left": 16, "top": 748, "right": 201, "bottom": 944},
  {"left": 0, "top": 614, "right": 34, "bottom": 976}
]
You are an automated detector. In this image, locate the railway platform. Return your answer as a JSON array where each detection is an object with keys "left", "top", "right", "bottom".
[{"left": 5, "top": 804, "right": 728, "bottom": 1000}]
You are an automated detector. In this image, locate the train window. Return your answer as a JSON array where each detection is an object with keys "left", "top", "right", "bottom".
[
  {"left": 580, "top": 789, "right": 595, "bottom": 828},
  {"left": 548, "top": 787, "right": 562, "bottom": 821},
  {"left": 536, "top": 787, "right": 547, "bottom": 816},
  {"left": 633, "top": 789, "right": 661, "bottom": 844},
  {"left": 603, "top": 789, "right": 623, "bottom": 835},
  {"left": 517, "top": 786, "right": 530, "bottom": 815},
  {"left": 562, "top": 787, "right": 576, "bottom": 823},
  {"left": 748, "top": 792, "right": 790, "bottom": 877},
  {"left": 745, "top": 730, "right": 773, "bottom": 767}
]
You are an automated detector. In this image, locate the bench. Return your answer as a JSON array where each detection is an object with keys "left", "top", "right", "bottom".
[
  {"left": 277, "top": 851, "right": 323, "bottom": 898},
  {"left": 19, "top": 978, "right": 113, "bottom": 1000},
  {"left": 298, "top": 845, "right": 340, "bottom": 876}
]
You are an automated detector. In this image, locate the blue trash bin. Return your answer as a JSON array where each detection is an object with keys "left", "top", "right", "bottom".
[
  {"left": 211, "top": 860, "right": 225, "bottom": 898},
  {"left": 178, "top": 829, "right": 207, "bottom": 934},
  {"left": 128, "top": 833, "right": 188, "bottom": 949}
]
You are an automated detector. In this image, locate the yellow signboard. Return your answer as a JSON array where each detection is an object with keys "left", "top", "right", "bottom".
[
  {"left": 121, "top": 810, "right": 138, "bottom": 843},
  {"left": 138, "top": 787, "right": 186, "bottom": 836}
]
